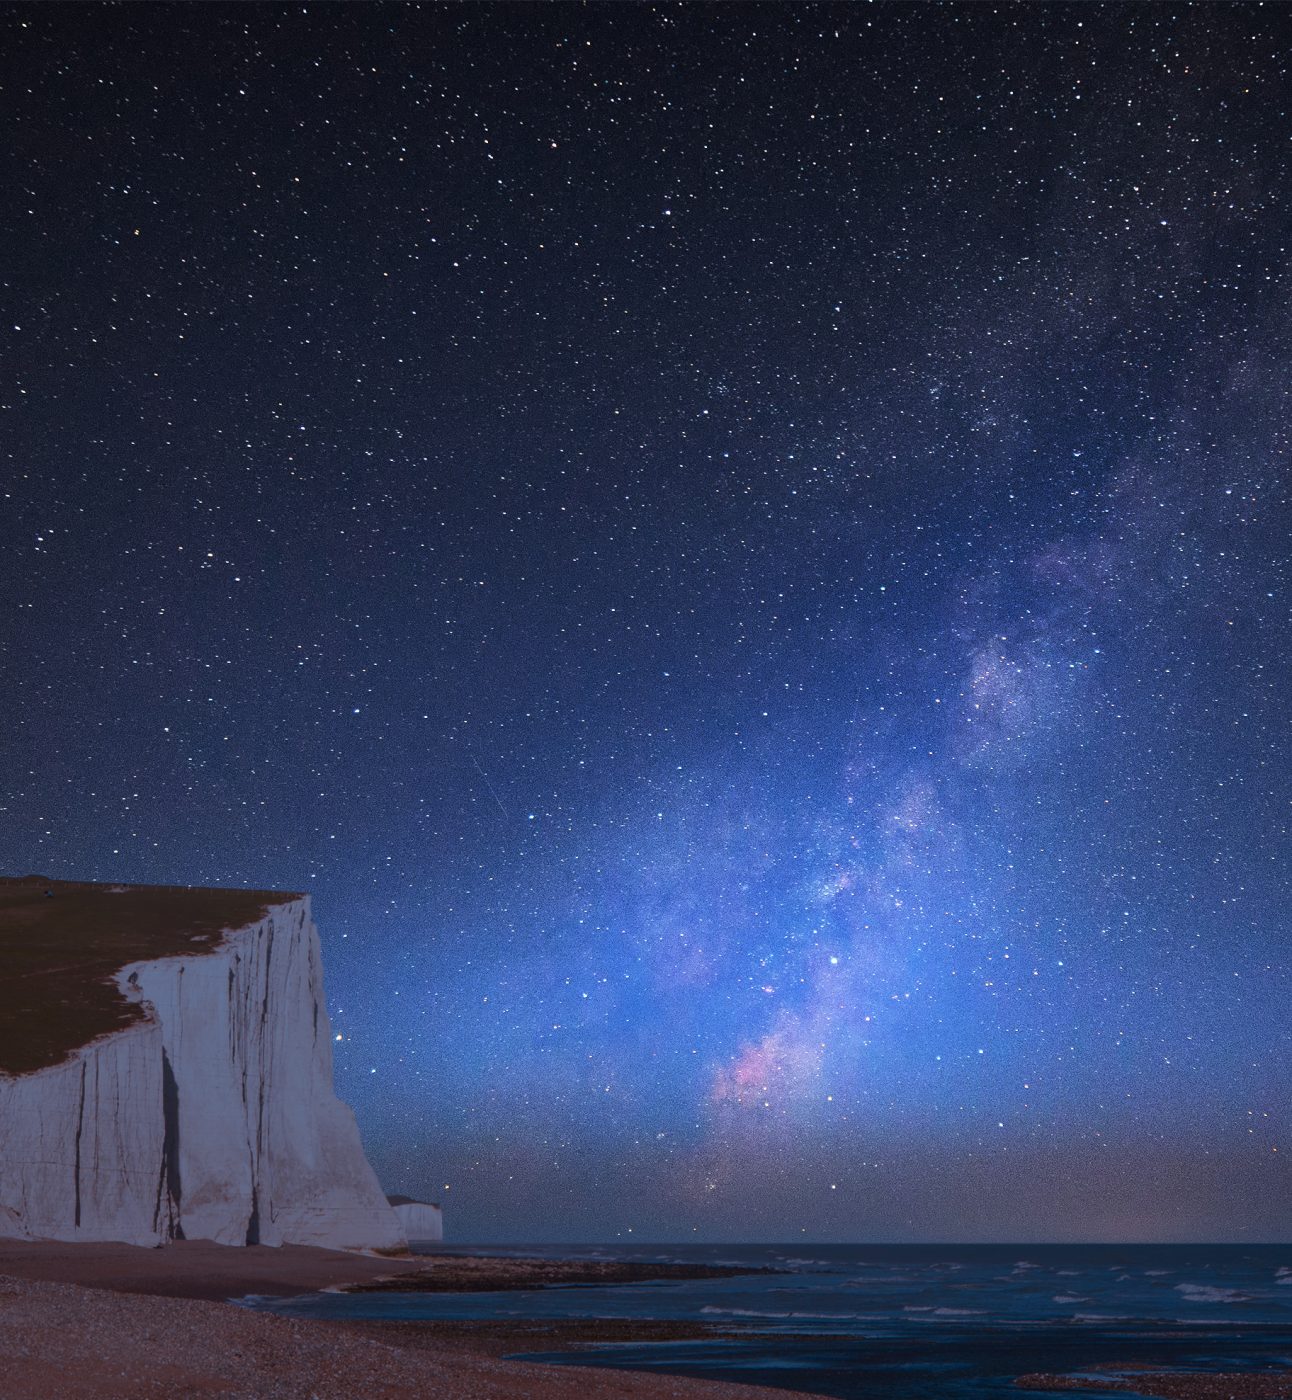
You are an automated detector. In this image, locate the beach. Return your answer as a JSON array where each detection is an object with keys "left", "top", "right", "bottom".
[
  {"left": 0, "top": 1240, "right": 811, "bottom": 1400},
  {"left": 3, "top": 1240, "right": 1291, "bottom": 1400}
]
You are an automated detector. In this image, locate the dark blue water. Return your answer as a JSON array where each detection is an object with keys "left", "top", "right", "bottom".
[{"left": 243, "top": 1244, "right": 1292, "bottom": 1399}]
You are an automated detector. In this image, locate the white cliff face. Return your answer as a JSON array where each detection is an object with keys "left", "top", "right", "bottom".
[
  {"left": 389, "top": 1199, "right": 444, "bottom": 1244},
  {"left": 0, "top": 1021, "right": 168, "bottom": 1244},
  {"left": 0, "top": 897, "right": 405, "bottom": 1252}
]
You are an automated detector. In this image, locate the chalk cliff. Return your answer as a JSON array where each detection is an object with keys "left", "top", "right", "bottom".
[
  {"left": 0, "top": 878, "right": 405, "bottom": 1251},
  {"left": 387, "top": 1194, "right": 444, "bottom": 1244}
]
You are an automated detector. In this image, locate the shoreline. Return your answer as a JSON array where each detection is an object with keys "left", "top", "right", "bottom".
[
  {"left": 5, "top": 1240, "right": 1292, "bottom": 1400},
  {"left": 0, "top": 1238, "right": 778, "bottom": 1302},
  {"left": 326, "top": 1315, "right": 779, "bottom": 1361},
  {"left": 0, "top": 1271, "right": 819, "bottom": 1400},
  {"left": 0, "top": 1237, "right": 430, "bottom": 1302},
  {"left": 0, "top": 1239, "right": 816, "bottom": 1400},
  {"left": 343, "top": 1253, "right": 784, "bottom": 1293}
]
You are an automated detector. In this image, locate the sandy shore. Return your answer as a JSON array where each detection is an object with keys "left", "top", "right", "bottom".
[
  {"left": 6, "top": 1240, "right": 1289, "bottom": 1400},
  {"left": 0, "top": 1238, "right": 427, "bottom": 1302},
  {"left": 0, "top": 1271, "right": 821, "bottom": 1400},
  {"left": 0, "top": 1241, "right": 817, "bottom": 1400},
  {"left": 0, "top": 1239, "right": 770, "bottom": 1301}
]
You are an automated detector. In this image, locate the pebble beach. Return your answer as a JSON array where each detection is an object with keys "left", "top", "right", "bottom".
[{"left": 0, "top": 1260, "right": 814, "bottom": 1400}]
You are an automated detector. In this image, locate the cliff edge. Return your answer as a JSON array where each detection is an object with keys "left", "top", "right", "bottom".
[
  {"left": 386, "top": 1194, "right": 444, "bottom": 1243},
  {"left": 0, "top": 877, "right": 406, "bottom": 1252}
]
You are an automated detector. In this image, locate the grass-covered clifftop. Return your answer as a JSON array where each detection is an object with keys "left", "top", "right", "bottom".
[{"left": 0, "top": 877, "right": 299, "bottom": 1075}]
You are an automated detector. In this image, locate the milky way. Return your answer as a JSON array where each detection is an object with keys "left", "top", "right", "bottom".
[{"left": 3, "top": 3, "right": 1290, "bottom": 1241}]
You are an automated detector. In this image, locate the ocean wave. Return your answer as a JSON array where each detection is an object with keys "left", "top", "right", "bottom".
[
  {"left": 1172, "top": 1317, "right": 1259, "bottom": 1327},
  {"left": 699, "top": 1305, "right": 859, "bottom": 1321},
  {"left": 902, "top": 1305, "right": 987, "bottom": 1317},
  {"left": 1052, "top": 1295, "right": 1089, "bottom": 1304},
  {"left": 1174, "top": 1283, "right": 1249, "bottom": 1303}
]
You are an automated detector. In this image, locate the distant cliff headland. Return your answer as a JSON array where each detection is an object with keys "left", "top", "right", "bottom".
[{"left": 0, "top": 876, "right": 405, "bottom": 1252}]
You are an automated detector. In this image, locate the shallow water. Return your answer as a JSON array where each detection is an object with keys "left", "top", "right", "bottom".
[{"left": 244, "top": 1244, "right": 1292, "bottom": 1400}]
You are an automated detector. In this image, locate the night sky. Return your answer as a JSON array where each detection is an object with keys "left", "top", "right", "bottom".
[{"left": 3, "top": 3, "right": 1290, "bottom": 1243}]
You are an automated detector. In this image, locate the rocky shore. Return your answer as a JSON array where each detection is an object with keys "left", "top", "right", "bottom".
[
  {"left": 1017, "top": 1371, "right": 1292, "bottom": 1400},
  {"left": 343, "top": 1253, "right": 782, "bottom": 1293}
]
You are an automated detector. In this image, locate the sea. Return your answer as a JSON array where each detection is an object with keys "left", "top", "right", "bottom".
[{"left": 243, "top": 1243, "right": 1292, "bottom": 1400}]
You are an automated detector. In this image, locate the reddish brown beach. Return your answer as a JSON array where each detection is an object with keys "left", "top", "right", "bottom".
[
  {"left": 0, "top": 1240, "right": 815, "bottom": 1400},
  {"left": 5, "top": 1241, "right": 1292, "bottom": 1400},
  {"left": 0, "top": 1237, "right": 425, "bottom": 1302},
  {"left": 1016, "top": 1371, "right": 1292, "bottom": 1400}
]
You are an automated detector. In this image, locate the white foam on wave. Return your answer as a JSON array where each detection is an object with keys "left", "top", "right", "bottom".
[
  {"left": 700, "top": 1305, "right": 858, "bottom": 1321},
  {"left": 1174, "top": 1283, "right": 1249, "bottom": 1303}
]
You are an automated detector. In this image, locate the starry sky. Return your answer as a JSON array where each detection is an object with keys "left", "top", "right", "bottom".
[{"left": 3, "top": 3, "right": 1291, "bottom": 1243}]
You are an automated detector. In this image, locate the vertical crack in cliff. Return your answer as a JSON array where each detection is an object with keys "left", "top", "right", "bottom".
[
  {"left": 151, "top": 1144, "right": 167, "bottom": 1237},
  {"left": 257, "top": 926, "right": 274, "bottom": 1163},
  {"left": 160, "top": 1049, "right": 183, "bottom": 1238},
  {"left": 252, "top": 921, "right": 274, "bottom": 1240},
  {"left": 73, "top": 1060, "right": 86, "bottom": 1228},
  {"left": 1, "top": 896, "right": 403, "bottom": 1250},
  {"left": 233, "top": 952, "right": 250, "bottom": 1110}
]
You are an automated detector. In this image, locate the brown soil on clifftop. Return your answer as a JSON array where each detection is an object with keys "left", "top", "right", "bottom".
[{"left": 0, "top": 877, "right": 299, "bottom": 1074}]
